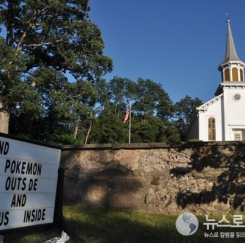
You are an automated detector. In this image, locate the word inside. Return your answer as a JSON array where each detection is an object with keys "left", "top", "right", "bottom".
[{"left": 23, "top": 208, "right": 46, "bottom": 223}]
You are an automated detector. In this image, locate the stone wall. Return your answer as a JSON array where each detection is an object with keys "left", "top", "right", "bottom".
[{"left": 61, "top": 142, "right": 245, "bottom": 215}]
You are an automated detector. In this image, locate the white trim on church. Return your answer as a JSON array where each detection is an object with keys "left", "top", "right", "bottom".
[{"left": 188, "top": 20, "right": 245, "bottom": 141}]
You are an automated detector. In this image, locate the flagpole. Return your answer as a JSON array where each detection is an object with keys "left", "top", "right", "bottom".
[{"left": 129, "top": 101, "right": 131, "bottom": 144}]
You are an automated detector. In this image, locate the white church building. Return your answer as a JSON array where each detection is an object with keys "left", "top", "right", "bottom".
[{"left": 188, "top": 20, "right": 245, "bottom": 141}]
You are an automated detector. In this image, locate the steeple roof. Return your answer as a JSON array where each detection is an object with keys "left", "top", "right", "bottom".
[{"left": 218, "top": 20, "right": 242, "bottom": 70}]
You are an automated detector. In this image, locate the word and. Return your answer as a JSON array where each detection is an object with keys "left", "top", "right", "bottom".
[
  {"left": 0, "top": 140, "right": 9, "bottom": 155},
  {"left": 11, "top": 194, "right": 27, "bottom": 207}
]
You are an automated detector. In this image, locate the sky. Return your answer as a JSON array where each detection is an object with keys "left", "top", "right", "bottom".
[{"left": 88, "top": 0, "right": 245, "bottom": 104}]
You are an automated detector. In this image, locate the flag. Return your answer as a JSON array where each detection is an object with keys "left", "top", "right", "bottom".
[{"left": 123, "top": 106, "right": 130, "bottom": 123}]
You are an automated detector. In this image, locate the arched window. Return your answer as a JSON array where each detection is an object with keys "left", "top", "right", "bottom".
[
  {"left": 208, "top": 117, "right": 216, "bottom": 141},
  {"left": 240, "top": 69, "right": 244, "bottom": 81},
  {"left": 232, "top": 67, "right": 239, "bottom": 81},
  {"left": 224, "top": 69, "right": 230, "bottom": 81}
]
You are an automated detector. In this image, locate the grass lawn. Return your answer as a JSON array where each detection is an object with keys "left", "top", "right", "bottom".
[{"left": 2, "top": 206, "right": 245, "bottom": 243}]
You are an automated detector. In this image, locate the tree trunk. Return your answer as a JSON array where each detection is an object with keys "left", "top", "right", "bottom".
[
  {"left": 0, "top": 104, "right": 9, "bottom": 134},
  {"left": 85, "top": 122, "right": 92, "bottom": 145},
  {"left": 74, "top": 123, "right": 78, "bottom": 139},
  {"left": 85, "top": 111, "right": 93, "bottom": 144}
]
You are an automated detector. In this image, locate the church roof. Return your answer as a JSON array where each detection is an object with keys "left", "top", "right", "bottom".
[
  {"left": 218, "top": 20, "right": 242, "bottom": 70},
  {"left": 196, "top": 93, "right": 223, "bottom": 111}
]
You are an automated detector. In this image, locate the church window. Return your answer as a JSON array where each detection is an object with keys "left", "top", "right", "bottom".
[
  {"left": 240, "top": 69, "right": 244, "bottom": 81},
  {"left": 224, "top": 69, "right": 230, "bottom": 81},
  {"left": 208, "top": 117, "right": 216, "bottom": 141},
  {"left": 234, "top": 133, "right": 241, "bottom": 141},
  {"left": 232, "top": 67, "right": 239, "bottom": 81}
]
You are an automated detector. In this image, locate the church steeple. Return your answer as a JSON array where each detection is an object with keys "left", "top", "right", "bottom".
[{"left": 218, "top": 19, "right": 245, "bottom": 82}]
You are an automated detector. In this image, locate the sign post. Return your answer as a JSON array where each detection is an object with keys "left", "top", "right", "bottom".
[{"left": 0, "top": 133, "right": 61, "bottom": 231}]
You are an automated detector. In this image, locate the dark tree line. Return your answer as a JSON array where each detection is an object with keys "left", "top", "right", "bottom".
[{"left": 9, "top": 76, "right": 202, "bottom": 144}]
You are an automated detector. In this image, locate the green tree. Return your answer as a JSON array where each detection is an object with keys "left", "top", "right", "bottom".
[
  {"left": 157, "top": 120, "right": 181, "bottom": 143},
  {"left": 133, "top": 78, "right": 173, "bottom": 120},
  {"left": 89, "top": 112, "right": 125, "bottom": 144},
  {"left": 10, "top": 68, "right": 98, "bottom": 144},
  {"left": 0, "top": 0, "right": 113, "bottom": 135},
  {"left": 91, "top": 77, "right": 177, "bottom": 144},
  {"left": 131, "top": 115, "right": 160, "bottom": 143},
  {"left": 174, "top": 95, "right": 202, "bottom": 141}
]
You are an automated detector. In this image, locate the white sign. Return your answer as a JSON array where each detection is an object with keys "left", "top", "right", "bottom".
[{"left": 0, "top": 134, "right": 61, "bottom": 230}]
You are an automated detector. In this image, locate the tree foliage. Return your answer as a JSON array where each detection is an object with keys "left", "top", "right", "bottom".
[
  {"left": 0, "top": 0, "right": 113, "bottom": 134},
  {"left": 88, "top": 78, "right": 182, "bottom": 144},
  {"left": 174, "top": 95, "right": 203, "bottom": 141},
  {"left": 8, "top": 73, "right": 200, "bottom": 144}
]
